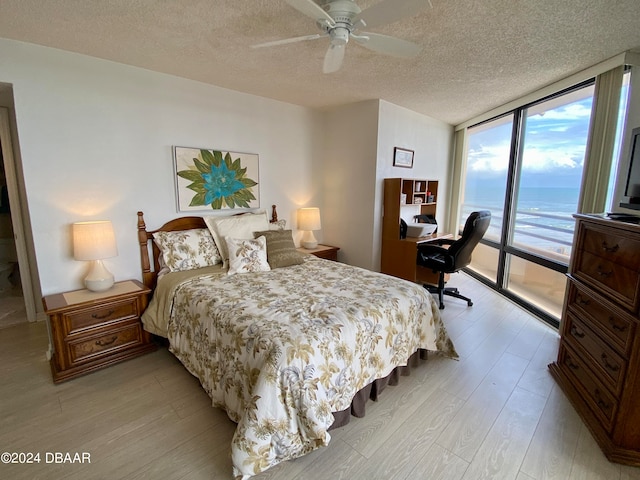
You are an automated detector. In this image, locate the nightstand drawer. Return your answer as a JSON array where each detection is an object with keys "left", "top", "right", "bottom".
[
  {"left": 297, "top": 244, "right": 340, "bottom": 261},
  {"left": 64, "top": 298, "right": 140, "bottom": 334},
  {"left": 67, "top": 322, "right": 144, "bottom": 365}
]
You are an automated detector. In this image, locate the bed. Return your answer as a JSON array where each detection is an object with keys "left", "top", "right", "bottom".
[{"left": 136, "top": 208, "right": 457, "bottom": 479}]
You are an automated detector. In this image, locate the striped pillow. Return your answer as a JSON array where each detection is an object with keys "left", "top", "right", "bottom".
[{"left": 253, "top": 229, "right": 304, "bottom": 269}]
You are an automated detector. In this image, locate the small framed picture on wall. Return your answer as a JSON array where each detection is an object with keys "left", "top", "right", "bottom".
[{"left": 393, "top": 147, "right": 414, "bottom": 168}]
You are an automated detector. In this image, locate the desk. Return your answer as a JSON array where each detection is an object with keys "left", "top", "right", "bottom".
[{"left": 380, "top": 232, "right": 453, "bottom": 284}]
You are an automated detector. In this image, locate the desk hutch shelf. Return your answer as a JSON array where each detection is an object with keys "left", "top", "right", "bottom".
[{"left": 381, "top": 178, "right": 444, "bottom": 283}]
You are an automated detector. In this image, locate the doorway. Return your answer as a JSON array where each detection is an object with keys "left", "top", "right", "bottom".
[
  {"left": 0, "top": 137, "right": 25, "bottom": 328},
  {"left": 0, "top": 104, "right": 39, "bottom": 326}
]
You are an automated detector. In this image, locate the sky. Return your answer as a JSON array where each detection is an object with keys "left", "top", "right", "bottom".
[
  {"left": 466, "top": 93, "right": 593, "bottom": 191},
  {"left": 465, "top": 78, "right": 630, "bottom": 195}
]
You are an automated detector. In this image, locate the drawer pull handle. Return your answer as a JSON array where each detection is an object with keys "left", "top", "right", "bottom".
[
  {"left": 576, "top": 295, "right": 590, "bottom": 307},
  {"left": 95, "top": 336, "right": 118, "bottom": 347},
  {"left": 601, "top": 241, "right": 619, "bottom": 253},
  {"left": 566, "top": 359, "right": 579, "bottom": 370},
  {"left": 596, "top": 267, "right": 613, "bottom": 278},
  {"left": 609, "top": 317, "right": 628, "bottom": 332},
  {"left": 594, "top": 389, "right": 612, "bottom": 411},
  {"left": 570, "top": 325, "right": 585, "bottom": 339},
  {"left": 601, "top": 353, "right": 620, "bottom": 372},
  {"left": 92, "top": 310, "right": 115, "bottom": 320}
]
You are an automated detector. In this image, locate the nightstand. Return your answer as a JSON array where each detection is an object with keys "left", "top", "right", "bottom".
[
  {"left": 43, "top": 279, "right": 156, "bottom": 383},
  {"left": 297, "top": 244, "right": 340, "bottom": 261}
]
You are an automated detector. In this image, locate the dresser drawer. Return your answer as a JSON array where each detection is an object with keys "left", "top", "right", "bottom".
[
  {"left": 580, "top": 223, "right": 640, "bottom": 269},
  {"left": 558, "top": 344, "right": 618, "bottom": 432},
  {"left": 564, "top": 313, "right": 626, "bottom": 394},
  {"left": 63, "top": 298, "right": 140, "bottom": 334},
  {"left": 574, "top": 251, "right": 640, "bottom": 312},
  {"left": 567, "top": 281, "right": 635, "bottom": 353},
  {"left": 67, "top": 323, "right": 144, "bottom": 366}
]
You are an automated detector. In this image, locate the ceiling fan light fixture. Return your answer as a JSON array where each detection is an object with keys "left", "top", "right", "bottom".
[{"left": 330, "top": 27, "right": 350, "bottom": 45}]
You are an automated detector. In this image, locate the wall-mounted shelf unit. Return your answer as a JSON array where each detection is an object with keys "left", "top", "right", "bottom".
[{"left": 399, "top": 178, "right": 439, "bottom": 214}]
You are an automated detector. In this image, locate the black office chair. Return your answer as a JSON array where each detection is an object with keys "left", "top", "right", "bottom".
[{"left": 417, "top": 211, "right": 491, "bottom": 309}]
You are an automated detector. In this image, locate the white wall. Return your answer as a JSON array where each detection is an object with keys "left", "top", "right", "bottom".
[
  {"left": 322, "top": 101, "right": 380, "bottom": 269},
  {"left": 0, "top": 39, "right": 324, "bottom": 295},
  {"left": 0, "top": 38, "right": 455, "bottom": 297},
  {"left": 375, "top": 100, "right": 453, "bottom": 270},
  {"left": 322, "top": 99, "right": 453, "bottom": 271}
]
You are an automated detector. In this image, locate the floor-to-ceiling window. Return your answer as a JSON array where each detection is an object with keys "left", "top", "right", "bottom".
[{"left": 458, "top": 72, "right": 630, "bottom": 326}]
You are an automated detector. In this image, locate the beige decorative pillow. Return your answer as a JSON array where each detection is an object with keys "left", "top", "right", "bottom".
[
  {"left": 253, "top": 229, "right": 303, "bottom": 269},
  {"left": 204, "top": 211, "right": 270, "bottom": 267},
  {"left": 225, "top": 236, "right": 271, "bottom": 275},
  {"left": 153, "top": 228, "right": 222, "bottom": 272},
  {"left": 269, "top": 219, "right": 287, "bottom": 230}
]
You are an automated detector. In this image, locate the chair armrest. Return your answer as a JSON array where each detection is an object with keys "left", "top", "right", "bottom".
[
  {"left": 418, "top": 238, "right": 454, "bottom": 251},
  {"left": 417, "top": 244, "right": 449, "bottom": 256},
  {"left": 434, "top": 238, "right": 455, "bottom": 246}
]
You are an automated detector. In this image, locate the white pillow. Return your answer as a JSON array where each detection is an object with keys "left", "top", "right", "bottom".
[
  {"left": 152, "top": 228, "right": 222, "bottom": 272},
  {"left": 269, "top": 219, "right": 287, "bottom": 230},
  {"left": 225, "top": 236, "right": 271, "bottom": 275},
  {"left": 204, "top": 211, "right": 270, "bottom": 267}
]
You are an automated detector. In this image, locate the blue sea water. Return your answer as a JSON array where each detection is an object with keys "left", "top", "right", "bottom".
[{"left": 463, "top": 186, "right": 580, "bottom": 255}]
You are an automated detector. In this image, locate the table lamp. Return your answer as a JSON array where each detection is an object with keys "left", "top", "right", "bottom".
[
  {"left": 72, "top": 220, "right": 118, "bottom": 292},
  {"left": 297, "top": 207, "right": 322, "bottom": 249}
]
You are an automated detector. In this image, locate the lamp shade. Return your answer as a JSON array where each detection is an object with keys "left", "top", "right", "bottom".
[
  {"left": 73, "top": 220, "right": 118, "bottom": 261},
  {"left": 297, "top": 208, "right": 321, "bottom": 231}
]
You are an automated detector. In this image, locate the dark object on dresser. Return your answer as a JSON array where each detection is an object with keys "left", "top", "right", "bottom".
[
  {"left": 417, "top": 210, "right": 491, "bottom": 309},
  {"left": 549, "top": 214, "right": 640, "bottom": 466}
]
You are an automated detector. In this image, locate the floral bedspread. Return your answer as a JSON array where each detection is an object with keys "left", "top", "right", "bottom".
[{"left": 150, "top": 256, "right": 457, "bottom": 479}]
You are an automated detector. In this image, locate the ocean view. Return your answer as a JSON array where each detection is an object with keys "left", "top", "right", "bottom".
[{"left": 462, "top": 186, "right": 580, "bottom": 256}]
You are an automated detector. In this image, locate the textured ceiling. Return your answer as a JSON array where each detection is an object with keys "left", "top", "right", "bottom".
[{"left": 1, "top": 0, "right": 639, "bottom": 125}]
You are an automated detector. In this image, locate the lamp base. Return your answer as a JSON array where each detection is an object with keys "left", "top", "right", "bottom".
[
  {"left": 84, "top": 259, "right": 114, "bottom": 292},
  {"left": 301, "top": 230, "right": 318, "bottom": 249}
]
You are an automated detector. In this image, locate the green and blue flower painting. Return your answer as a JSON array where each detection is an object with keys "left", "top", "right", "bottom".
[{"left": 174, "top": 147, "right": 259, "bottom": 211}]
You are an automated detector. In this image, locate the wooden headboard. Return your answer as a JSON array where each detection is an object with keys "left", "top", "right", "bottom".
[{"left": 137, "top": 206, "right": 279, "bottom": 291}]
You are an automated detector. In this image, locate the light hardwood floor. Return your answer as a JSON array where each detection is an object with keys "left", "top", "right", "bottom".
[{"left": 1, "top": 273, "right": 639, "bottom": 480}]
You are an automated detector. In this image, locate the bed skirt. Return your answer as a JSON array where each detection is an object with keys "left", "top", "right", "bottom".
[{"left": 330, "top": 348, "right": 428, "bottom": 429}]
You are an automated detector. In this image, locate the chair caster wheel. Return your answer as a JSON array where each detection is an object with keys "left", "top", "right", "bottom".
[{"left": 467, "top": 301, "right": 473, "bottom": 307}]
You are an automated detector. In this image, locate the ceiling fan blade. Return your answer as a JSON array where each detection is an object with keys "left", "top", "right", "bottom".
[
  {"left": 354, "top": 32, "right": 421, "bottom": 58},
  {"left": 251, "top": 33, "right": 324, "bottom": 49},
  {"left": 323, "top": 43, "right": 345, "bottom": 74},
  {"left": 284, "top": 0, "right": 335, "bottom": 25},
  {"left": 354, "top": 0, "right": 431, "bottom": 29}
]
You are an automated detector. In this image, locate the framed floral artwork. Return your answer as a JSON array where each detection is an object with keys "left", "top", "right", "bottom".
[{"left": 173, "top": 146, "right": 260, "bottom": 211}]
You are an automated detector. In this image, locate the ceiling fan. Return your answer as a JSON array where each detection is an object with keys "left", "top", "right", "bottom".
[{"left": 252, "top": 0, "right": 431, "bottom": 74}]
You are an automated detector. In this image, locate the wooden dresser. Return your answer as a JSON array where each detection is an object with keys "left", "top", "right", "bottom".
[{"left": 549, "top": 214, "right": 640, "bottom": 465}]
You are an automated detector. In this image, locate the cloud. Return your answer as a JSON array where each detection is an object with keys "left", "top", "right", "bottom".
[
  {"left": 532, "top": 103, "right": 592, "bottom": 121},
  {"left": 468, "top": 142, "right": 585, "bottom": 173},
  {"left": 467, "top": 142, "right": 510, "bottom": 172}
]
